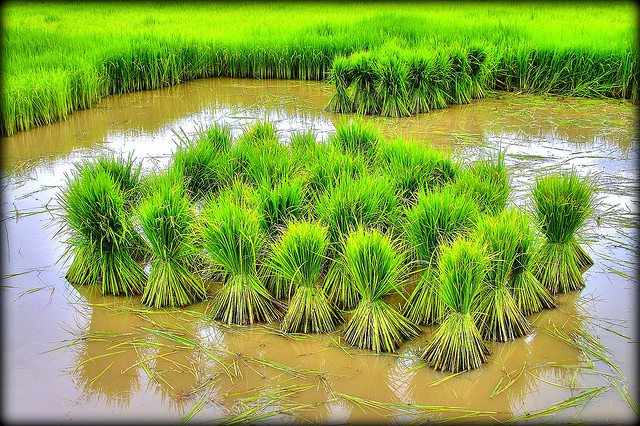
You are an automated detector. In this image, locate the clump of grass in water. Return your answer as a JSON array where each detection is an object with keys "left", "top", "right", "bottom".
[
  {"left": 405, "top": 50, "right": 449, "bottom": 113},
  {"left": 329, "top": 117, "right": 381, "bottom": 160},
  {"left": 58, "top": 168, "right": 146, "bottom": 295},
  {"left": 256, "top": 176, "right": 308, "bottom": 238},
  {"left": 472, "top": 213, "right": 532, "bottom": 342},
  {"left": 137, "top": 173, "right": 206, "bottom": 308},
  {"left": 402, "top": 186, "right": 479, "bottom": 325},
  {"left": 376, "top": 53, "right": 411, "bottom": 118},
  {"left": 267, "top": 220, "right": 338, "bottom": 333},
  {"left": 341, "top": 227, "right": 419, "bottom": 353},
  {"left": 171, "top": 127, "right": 233, "bottom": 199},
  {"left": 421, "top": 237, "right": 491, "bottom": 372},
  {"left": 504, "top": 208, "right": 556, "bottom": 315},
  {"left": 326, "top": 55, "right": 355, "bottom": 113},
  {"left": 301, "top": 144, "right": 369, "bottom": 198},
  {"left": 530, "top": 170, "right": 596, "bottom": 294},
  {"left": 200, "top": 196, "right": 280, "bottom": 324},
  {"left": 454, "top": 150, "right": 510, "bottom": 215},
  {"left": 376, "top": 137, "right": 458, "bottom": 204}
]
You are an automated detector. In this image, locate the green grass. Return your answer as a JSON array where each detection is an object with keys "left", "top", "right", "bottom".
[
  {"left": 58, "top": 167, "right": 146, "bottom": 296},
  {"left": 530, "top": 170, "right": 597, "bottom": 293},
  {"left": 421, "top": 237, "right": 491, "bottom": 372},
  {"left": 453, "top": 150, "right": 511, "bottom": 215},
  {"left": 137, "top": 173, "right": 206, "bottom": 308},
  {"left": 5, "top": 2, "right": 635, "bottom": 135},
  {"left": 267, "top": 220, "right": 338, "bottom": 333},
  {"left": 340, "top": 227, "right": 419, "bottom": 353}
]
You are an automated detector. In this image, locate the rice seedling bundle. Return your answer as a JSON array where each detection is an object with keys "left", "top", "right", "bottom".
[
  {"left": 530, "top": 170, "right": 596, "bottom": 294},
  {"left": 376, "top": 138, "right": 458, "bottom": 203},
  {"left": 137, "top": 174, "right": 206, "bottom": 308},
  {"left": 503, "top": 208, "right": 556, "bottom": 315},
  {"left": 376, "top": 54, "right": 411, "bottom": 118},
  {"left": 405, "top": 50, "right": 449, "bottom": 113},
  {"left": 267, "top": 220, "right": 338, "bottom": 333},
  {"left": 301, "top": 144, "right": 369, "bottom": 197},
  {"left": 453, "top": 151, "right": 510, "bottom": 215},
  {"left": 421, "top": 237, "right": 491, "bottom": 372},
  {"left": 472, "top": 213, "right": 532, "bottom": 342},
  {"left": 200, "top": 196, "right": 280, "bottom": 324},
  {"left": 326, "top": 55, "right": 355, "bottom": 113},
  {"left": 350, "top": 51, "right": 380, "bottom": 115},
  {"left": 446, "top": 46, "right": 474, "bottom": 105},
  {"left": 329, "top": 118, "right": 381, "bottom": 160},
  {"left": 257, "top": 176, "right": 308, "bottom": 236},
  {"left": 58, "top": 168, "right": 146, "bottom": 296},
  {"left": 341, "top": 227, "right": 419, "bottom": 352},
  {"left": 402, "top": 186, "right": 480, "bottom": 325},
  {"left": 289, "top": 129, "right": 318, "bottom": 157}
]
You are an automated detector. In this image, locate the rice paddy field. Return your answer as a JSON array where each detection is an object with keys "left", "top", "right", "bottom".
[{"left": 1, "top": 2, "right": 639, "bottom": 425}]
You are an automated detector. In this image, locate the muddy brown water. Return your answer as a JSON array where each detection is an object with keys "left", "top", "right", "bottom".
[{"left": 1, "top": 78, "right": 638, "bottom": 423}]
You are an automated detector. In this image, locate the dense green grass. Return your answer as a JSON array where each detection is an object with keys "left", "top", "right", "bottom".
[{"left": 3, "top": 1, "right": 637, "bottom": 135}]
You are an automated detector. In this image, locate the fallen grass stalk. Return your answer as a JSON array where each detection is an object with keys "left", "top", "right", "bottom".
[{"left": 506, "top": 386, "right": 610, "bottom": 422}]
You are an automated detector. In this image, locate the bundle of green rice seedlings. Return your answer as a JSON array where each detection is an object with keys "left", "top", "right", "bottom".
[
  {"left": 530, "top": 171, "right": 596, "bottom": 294},
  {"left": 453, "top": 150, "right": 510, "bottom": 215},
  {"left": 303, "top": 144, "right": 369, "bottom": 198},
  {"left": 341, "top": 227, "right": 419, "bottom": 352},
  {"left": 466, "top": 47, "right": 489, "bottom": 99},
  {"left": 420, "top": 237, "right": 491, "bottom": 372},
  {"left": 257, "top": 176, "right": 308, "bottom": 237},
  {"left": 504, "top": 208, "right": 556, "bottom": 315},
  {"left": 75, "top": 152, "right": 142, "bottom": 205},
  {"left": 238, "top": 119, "right": 279, "bottom": 147},
  {"left": 289, "top": 129, "right": 318, "bottom": 158},
  {"left": 59, "top": 168, "right": 146, "bottom": 296},
  {"left": 326, "top": 55, "right": 355, "bottom": 113},
  {"left": 137, "top": 173, "right": 206, "bottom": 308},
  {"left": 402, "top": 186, "right": 480, "bottom": 325},
  {"left": 231, "top": 136, "right": 296, "bottom": 189},
  {"left": 200, "top": 196, "right": 280, "bottom": 324},
  {"left": 267, "top": 220, "right": 338, "bottom": 333},
  {"left": 195, "top": 122, "right": 233, "bottom": 153},
  {"left": 350, "top": 52, "right": 380, "bottom": 115},
  {"left": 171, "top": 130, "right": 233, "bottom": 199},
  {"left": 376, "top": 138, "right": 459, "bottom": 203},
  {"left": 405, "top": 50, "right": 449, "bottom": 113},
  {"left": 329, "top": 117, "right": 381, "bottom": 160},
  {"left": 472, "top": 213, "right": 532, "bottom": 342},
  {"left": 375, "top": 54, "right": 411, "bottom": 118},
  {"left": 446, "top": 47, "right": 473, "bottom": 105}
]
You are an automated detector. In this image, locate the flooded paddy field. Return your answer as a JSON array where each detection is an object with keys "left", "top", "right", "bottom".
[{"left": 1, "top": 78, "right": 638, "bottom": 423}]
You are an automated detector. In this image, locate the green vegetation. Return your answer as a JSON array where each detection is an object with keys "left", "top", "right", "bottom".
[
  {"left": 137, "top": 174, "right": 206, "bottom": 308},
  {"left": 56, "top": 119, "right": 600, "bottom": 371},
  {"left": 3, "top": 2, "right": 637, "bottom": 135},
  {"left": 58, "top": 167, "right": 146, "bottom": 296},
  {"left": 530, "top": 170, "right": 597, "bottom": 294}
]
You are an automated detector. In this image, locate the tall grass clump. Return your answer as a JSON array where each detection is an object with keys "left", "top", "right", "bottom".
[
  {"left": 420, "top": 237, "right": 491, "bottom": 372},
  {"left": 454, "top": 150, "right": 510, "bottom": 215},
  {"left": 504, "top": 208, "right": 556, "bottom": 315},
  {"left": 405, "top": 50, "right": 449, "bottom": 113},
  {"left": 256, "top": 176, "right": 308, "bottom": 236},
  {"left": 200, "top": 197, "right": 280, "bottom": 324},
  {"left": 301, "top": 144, "right": 369, "bottom": 198},
  {"left": 341, "top": 227, "right": 419, "bottom": 353},
  {"left": 171, "top": 129, "right": 233, "bottom": 199},
  {"left": 530, "top": 171, "right": 597, "bottom": 294},
  {"left": 267, "top": 220, "right": 338, "bottom": 333},
  {"left": 376, "top": 137, "right": 458, "bottom": 203},
  {"left": 402, "top": 186, "right": 480, "bottom": 325},
  {"left": 329, "top": 118, "right": 381, "bottom": 160},
  {"left": 326, "top": 55, "right": 355, "bottom": 113},
  {"left": 472, "top": 213, "right": 532, "bottom": 342},
  {"left": 74, "top": 153, "right": 142, "bottom": 205},
  {"left": 58, "top": 168, "right": 146, "bottom": 296},
  {"left": 137, "top": 174, "right": 206, "bottom": 308}
]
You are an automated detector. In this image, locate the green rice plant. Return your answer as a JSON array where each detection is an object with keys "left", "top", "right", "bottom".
[
  {"left": 314, "top": 172, "right": 400, "bottom": 247},
  {"left": 200, "top": 196, "right": 280, "bottom": 324},
  {"left": 171, "top": 129, "right": 233, "bottom": 199},
  {"left": 137, "top": 173, "right": 206, "bottom": 308},
  {"left": 302, "top": 143, "right": 369, "bottom": 198},
  {"left": 505, "top": 208, "right": 556, "bottom": 315},
  {"left": 446, "top": 46, "right": 474, "bottom": 105},
  {"left": 256, "top": 176, "right": 308, "bottom": 236},
  {"left": 401, "top": 186, "right": 479, "bottom": 325},
  {"left": 405, "top": 50, "right": 449, "bottom": 113},
  {"left": 326, "top": 55, "right": 355, "bottom": 113},
  {"left": 341, "top": 227, "right": 419, "bottom": 353},
  {"left": 472, "top": 213, "right": 532, "bottom": 342},
  {"left": 267, "top": 220, "right": 338, "bottom": 333},
  {"left": 453, "top": 150, "right": 510, "bottom": 215},
  {"left": 194, "top": 122, "right": 233, "bottom": 153},
  {"left": 376, "top": 137, "right": 459, "bottom": 203},
  {"left": 289, "top": 129, "right": 317, "bottom": 156},
  {"left": 58, "top": 168, "right": 146, "bottom": 296},
  {"left": 530, "top": 170, "right": 597, "bottom": 294},
  {"left": 238, "top": 120, "right": 279, "bottom": 147},
  {"left": 350, "top": 51, "right": 380, "bottom": 115},
  {"left": 467, "top": 46, "right": 489, "bottom": 99},
  {"left": 375, "top": 53, "right": 411, "bottom": 117},
  {"left": 420, "top": 237, "right": 491, "bottom": 372},
  {"left": 75, "top": 152, "right": 142, "bottom": 205},
  {"left": 329, "top": 117, "right": 381, "bottom": 160},
  {"left": 230, "top": 134, "right": 296, "bottom": 189}
]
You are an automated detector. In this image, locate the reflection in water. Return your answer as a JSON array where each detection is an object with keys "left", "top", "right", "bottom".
[{"left": 1, "top": 77, "right": 637, "bottom": 423}]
